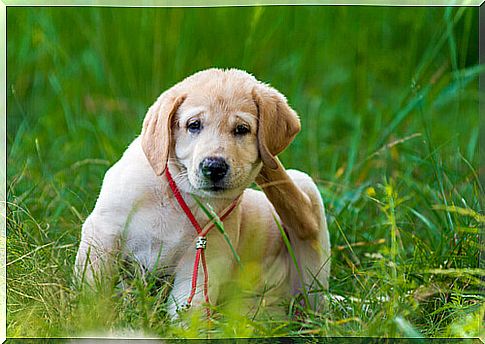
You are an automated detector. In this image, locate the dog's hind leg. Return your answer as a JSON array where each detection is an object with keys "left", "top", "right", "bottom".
[
  {"left": 284, "top": 169, "right": 330, "bottom": 292},
  {"left": 256, "top": 159, "right": 330, "bottom": 310}
]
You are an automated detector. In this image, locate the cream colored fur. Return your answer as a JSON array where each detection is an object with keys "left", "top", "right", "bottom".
[{"left": 75, "top": 68, "right": 331, "bottom": 318}]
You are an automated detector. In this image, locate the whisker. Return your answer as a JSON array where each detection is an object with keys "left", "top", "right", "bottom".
[
  {"left": 172, "top": 173, "right": 196, "bottom": 192},
  {"left": 173, "top": 172, "right": 189, "bottom": 182}
]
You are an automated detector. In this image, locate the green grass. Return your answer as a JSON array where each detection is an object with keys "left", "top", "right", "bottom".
[{"left": 6, "top": 6, "right": 483, "bottom": 339}]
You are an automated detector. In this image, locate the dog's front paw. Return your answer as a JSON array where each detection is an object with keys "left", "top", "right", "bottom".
[
  {"left": 166, "top": 296, "right": 184, "bottom": 320},
  {"left": 166, "top": 296, "right": 203, "bottom": 320}
]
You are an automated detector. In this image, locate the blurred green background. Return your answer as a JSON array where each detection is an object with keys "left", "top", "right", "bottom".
[{"left": 6, "top": 6, "right": 483, "bottom": 338}]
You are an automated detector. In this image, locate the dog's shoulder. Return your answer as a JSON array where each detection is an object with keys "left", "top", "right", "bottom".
[{"left": 92, "top": 137, "right": 164, "bottom": 215}]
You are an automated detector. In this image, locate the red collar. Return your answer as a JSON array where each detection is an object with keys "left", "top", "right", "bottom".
[{"left": 165, "top": 166, "right": 240, "bottom": 317}]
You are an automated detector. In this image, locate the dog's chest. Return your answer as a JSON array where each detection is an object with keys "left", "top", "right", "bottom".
[{"left": 122, "top": 196, "right": 196, "bottom": 274}]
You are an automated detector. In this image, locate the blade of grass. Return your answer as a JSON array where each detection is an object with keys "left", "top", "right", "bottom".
[{"left": 192, "top": 195, "right": 242, "bottom": 268}]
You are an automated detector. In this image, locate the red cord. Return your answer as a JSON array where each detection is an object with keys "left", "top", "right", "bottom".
[
  {"left": 186, "top": 249, "right": 201, "bottom": 305},
  {"left": 165, "top": 166, "right": 239, "bottom": 318},
  {"left": 166, "top": 167, "right": 204, "bottom": 235},
  {"left": 201, "top": 251, "right": 210, "bottom": 317}
]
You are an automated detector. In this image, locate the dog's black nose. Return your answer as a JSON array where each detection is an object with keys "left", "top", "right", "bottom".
[{"left": 199, "top": 157, "right": 229, "bottom": 183}]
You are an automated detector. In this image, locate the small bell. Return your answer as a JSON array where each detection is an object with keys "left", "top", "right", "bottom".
[{"left": 196, "top": 236, "right": 207, "bottom": 250}]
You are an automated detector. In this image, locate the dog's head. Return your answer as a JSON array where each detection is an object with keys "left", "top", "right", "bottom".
[{"left": 141, "top": 68, "right": 300, "bottom": 198}]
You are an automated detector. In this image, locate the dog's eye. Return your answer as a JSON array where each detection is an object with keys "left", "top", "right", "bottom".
[
  {"left": 234, "top": 124, "right": 250, "bottom": 136},
  {"left": 187, "top": 120, "right": 201, "bottom": 133}
]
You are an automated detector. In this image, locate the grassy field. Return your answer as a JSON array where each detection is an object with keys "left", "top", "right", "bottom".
[{"left": 6, "top": 6, "right": 483, "bottom": 339}]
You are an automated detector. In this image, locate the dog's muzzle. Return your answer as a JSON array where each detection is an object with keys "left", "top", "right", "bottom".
[{"left": 199, "top": 157, "right": 229, "bottom": 183}]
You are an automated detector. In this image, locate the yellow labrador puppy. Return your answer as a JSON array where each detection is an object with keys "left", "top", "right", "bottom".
[{"left": 75, "top": 68, "right": 330, "bottom": 318}]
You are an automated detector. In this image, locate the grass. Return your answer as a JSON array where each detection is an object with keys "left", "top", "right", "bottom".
[{"left": 6, "top": 5, "right": 483, "bottom": 339}]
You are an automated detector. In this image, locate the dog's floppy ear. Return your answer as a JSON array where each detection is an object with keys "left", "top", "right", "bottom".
[
  {"left": 141, "top": 92, "right": 186, "bottom": 176},
  {"left": 252, "top": 85, "right": 301, "bottom": 169}
]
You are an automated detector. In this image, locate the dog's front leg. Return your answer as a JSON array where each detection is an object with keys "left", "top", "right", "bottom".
[{"left": 75, "top": 213, "right": 121, "bottom": 285}]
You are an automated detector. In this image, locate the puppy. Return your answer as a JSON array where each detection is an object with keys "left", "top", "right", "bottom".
[{"left": 75, "top": 68, "right": 330, "bottom": 318}]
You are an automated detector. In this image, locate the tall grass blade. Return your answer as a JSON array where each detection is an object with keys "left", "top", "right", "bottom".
[{"left": 192, "top": 196, "right": 242, "bottom": 267}]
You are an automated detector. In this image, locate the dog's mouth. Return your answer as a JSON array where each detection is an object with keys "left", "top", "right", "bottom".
[
  {"left": 200, "top": 185, "right": 227, "bottom": 192},
  {"left": 195, "top": 179, "right": 247, "bottom": 198}
]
